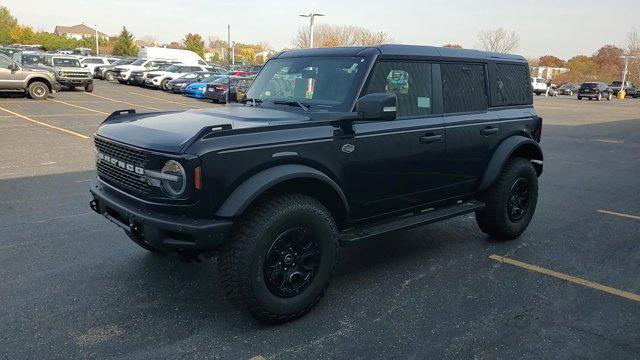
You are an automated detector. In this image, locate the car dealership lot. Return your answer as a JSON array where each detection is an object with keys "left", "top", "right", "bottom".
[{"left": 0, "top": 84, "right": 639, "bottom": 358}]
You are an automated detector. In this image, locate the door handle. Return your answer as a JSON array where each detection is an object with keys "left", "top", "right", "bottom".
[
  {"left": 481, "top": 127, "right": 499, "bottom": 136},
  {"left": 419, "top": 133, "right": 443, "bottom": 144}
]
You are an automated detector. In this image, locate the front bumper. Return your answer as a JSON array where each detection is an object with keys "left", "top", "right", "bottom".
[
  {"left": 89, "top": 179, "right": 233, "bottom": 251},
  {"left": 58, "top": 78, "right": 92, "bottom": 86}
]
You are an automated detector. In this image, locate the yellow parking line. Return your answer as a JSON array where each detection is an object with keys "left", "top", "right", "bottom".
[
  {"left": 128, "top": 91, "right": 200, "bottom": 108},
  {"left": 49, "top": 99, "right": 109, "bottom": 115},
  {"left": 31, "top": 113, "right": 103, "bottom": 117},
  {"left": 0, "top": 105, "right": 89, "bottom": 139},
  {"left": 490, "top": 254, "right": 640, "bottom": 302},
  {"left": 84, "top": 92, "right": 163, "bottom": 111},
  {"left": 597, "top": 209, "right": 640, "bottom": 221}
]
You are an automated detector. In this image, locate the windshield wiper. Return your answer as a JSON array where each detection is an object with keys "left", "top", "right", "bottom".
[
  {"left": 273, "top": 100, "right": 310, "bottom": 112},
  {"left": 243, "top": 98, "right": 263, "bottom": 107}
]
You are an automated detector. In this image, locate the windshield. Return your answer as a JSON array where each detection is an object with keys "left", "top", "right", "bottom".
[
  {"left": 53, "top": 58, "right": 80, "bottom": 67},
  {"left": 581, "top": 83, "right": 597, "bottom": 89},
  {"left": 244, "top": 56, "right": 368, "bottom": 111},
  {"left": 22, "top": 55, "right": 42, "bottom": 65},
  {"left": 112, "top": 59, "right": 131, "bottom": 66},
  {"left": 164, "top": 65, "right": 181, "bottom": 72},
  {"left": 131, "top": 59, "right": 146, "bottom": 66}
]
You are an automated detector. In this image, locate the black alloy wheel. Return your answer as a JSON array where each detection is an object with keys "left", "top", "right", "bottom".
[
  {"left": 263, "top": 227, "right": 321, "bottom": 298},
  {"left": 507, "top": 178, "right": 529, "bottom": 222}
]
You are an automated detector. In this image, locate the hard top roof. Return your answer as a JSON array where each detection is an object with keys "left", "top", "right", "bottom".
[{"left": 276, "top": 44, "right": 526, "bottom": 62}]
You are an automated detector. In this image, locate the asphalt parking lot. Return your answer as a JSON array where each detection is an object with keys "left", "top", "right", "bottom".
[{"left": 1, "top": 82, "right": 639, "bottom": 359}]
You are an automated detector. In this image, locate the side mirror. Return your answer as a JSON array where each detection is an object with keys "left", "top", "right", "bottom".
[
  {"left": 356, "top": 93, "right": 397, "bottom": 121},
  {"left": 82, "top": 64, "right": 88, "bottom": 68},
  {"left": 8, "top": 63, "right": 18, "bottom": 71}
]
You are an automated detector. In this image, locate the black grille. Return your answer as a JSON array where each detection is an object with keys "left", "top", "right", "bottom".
[
  {"left": 65, "top": 72, "right": 90, "bottom": 78},
  {"left": 95, "top": 137, "right": 150, "bottom": 194}
]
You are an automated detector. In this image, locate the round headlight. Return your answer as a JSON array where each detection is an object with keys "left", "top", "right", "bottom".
[{"left": 160, "top": 160, "right": 186, "bottom": 197}]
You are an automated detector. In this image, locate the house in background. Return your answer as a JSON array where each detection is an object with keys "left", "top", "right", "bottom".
[{"left": 54, "top": 24, "right": 109, "bottom": 40}]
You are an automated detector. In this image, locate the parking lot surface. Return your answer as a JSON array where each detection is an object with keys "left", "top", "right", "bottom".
[{"left": 1, "top": 83, "right": 639, "bottom": 358}]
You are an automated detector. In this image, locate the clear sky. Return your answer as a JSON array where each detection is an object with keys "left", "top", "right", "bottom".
[{"left": 4, "top": 0, "right": 638, "bottom": 59}]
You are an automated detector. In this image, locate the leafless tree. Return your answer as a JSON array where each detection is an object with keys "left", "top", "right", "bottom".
[
  {"left": 477, "top": 28, "right": 519, "bottom": 53},
  {"left": 293, "top": 24, "right": 391, "bottom": 48},
  {"left": 138, "top": 35, "right": 159, "bottom": 47},
  {"left": 627, "top": 29, "right": 640, "bottom": 83}
]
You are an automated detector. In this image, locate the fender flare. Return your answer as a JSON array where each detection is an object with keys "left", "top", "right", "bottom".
[
  {"left": 25, "top": 75, "right": 54, "bottom": 89},
  {"left": 215, "top": 164, "right": 350, "bottom": 218},
  {"left": 478, "top": 135, "right": 543, "bottom": 191}
]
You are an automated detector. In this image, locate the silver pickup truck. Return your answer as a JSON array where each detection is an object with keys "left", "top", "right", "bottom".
[{"left": 0, "top": 53, "right": 61, "bottom": 100}]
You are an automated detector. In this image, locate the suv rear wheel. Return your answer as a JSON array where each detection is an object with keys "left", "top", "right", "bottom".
[
  {"left": 27, "top": 81, "right": 49, "bottom": 100},
  {"left": 105, "top": 71, "right": 114, "bottom": 81},
  {"left": 476, "top": 157, "right": 538, "bottom": 241},
  {"left": 218, "top": 194, "right": 338, "bottom": 323},
  {"left": 161, "top": 78, "right": 171, "bottom": 91}
]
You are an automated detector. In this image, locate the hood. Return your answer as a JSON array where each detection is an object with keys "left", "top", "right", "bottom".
[
  {"left": 22, "top": 65, "right": 55, "bottom": 75},
  {"left": 116, "top": 65, "right": 145, "bottom": 72},
  {"left": 97, "top": 106, "right": 310, "bottom": 154}
]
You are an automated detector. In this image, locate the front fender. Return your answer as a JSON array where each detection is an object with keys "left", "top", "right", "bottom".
[
  {"left": 215, "top": 164, "right": 349, "bottom": 218},
  {"left": 478, "top": 135, "right": 543, "bottom": 191}
]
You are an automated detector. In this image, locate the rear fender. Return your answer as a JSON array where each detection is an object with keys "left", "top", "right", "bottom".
[{"left": 478, "top": 136, "right": 543, "bottom": 191}]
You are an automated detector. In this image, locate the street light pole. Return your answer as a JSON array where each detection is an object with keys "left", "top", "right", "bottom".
[
  {"left": 619, "top": 54, "right": 638, "bottom": 98},
  {"left": 299, "top": 13, "right": 325, "bottom": 48},
  {"left": 95, "top": 25, "right": 99, "bottom": 56}
]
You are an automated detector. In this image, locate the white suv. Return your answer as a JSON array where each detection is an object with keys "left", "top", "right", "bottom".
[
  {"left": 144, "top": 64, "right": 214, "bottom": 90},
  {"left": 80, "top": 57, "right": 119, "bottom": 73},
  {"left": 531, "top": 77, "right": 548, "bottom": 96},
  {"left": 113, "top": 58, "right": 177, "bottom": 84}
]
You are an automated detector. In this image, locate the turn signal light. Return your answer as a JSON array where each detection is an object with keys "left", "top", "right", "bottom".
[{"left": 194, "top": 166, "right": 202, "bottom": 190}]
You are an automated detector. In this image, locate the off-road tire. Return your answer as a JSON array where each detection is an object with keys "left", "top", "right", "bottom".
[
  {"left": 218, "top": 194, "right": 338, "bottom": 323},
  {"left": 476, "top": 157, "right": 538, "bottom": 241},
  {"left": 84, "top": 83, "right": 94, "bottom": 92},
  {"left": 105, "top": 71, "right": 114, "bottom": 81},
  {"left": 27, "top": 81, "right": 49, "bottom": 100}
]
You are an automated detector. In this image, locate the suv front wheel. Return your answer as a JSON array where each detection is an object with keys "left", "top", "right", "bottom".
[
  {"left": 27, "top": 81, "right": 49, "bottom": 100},
  {"left": 218, "top": 194, "right": 338, "bottom": 323},
  {"left": 476, "top": 157, "right": 538, "bottom": 241}
]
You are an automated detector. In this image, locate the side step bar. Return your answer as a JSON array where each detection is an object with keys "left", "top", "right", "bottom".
[{"left": 339, "top": 200, "right": 485, "bottom": 245}]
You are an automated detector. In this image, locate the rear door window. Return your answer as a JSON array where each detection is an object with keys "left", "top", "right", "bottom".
[
  {"left": 441, "top": 63, "right": 488, "bottom": 113},
  {"left": 492, "top": 63, "right": 532, "bottom": 106},
  {"left": 365, "top": 61, "right": 433, "bottom": 118}
]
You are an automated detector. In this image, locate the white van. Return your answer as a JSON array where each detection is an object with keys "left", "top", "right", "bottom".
[
  {"left": 137, "top": 47, "right": 207, "bottom": 66},
  {"left": 531, "top": 77, "right": 548, "bottom": 96}
]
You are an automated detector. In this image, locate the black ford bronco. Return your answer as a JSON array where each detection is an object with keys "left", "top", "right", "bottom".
[{"left": 89, "top": 45, "right": 543, "bottom": 322}]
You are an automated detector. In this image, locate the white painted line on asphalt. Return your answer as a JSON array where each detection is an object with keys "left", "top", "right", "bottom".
[
  {"left": 597, "top": 209, "right": 640, "bottom": 221},
  {"left": 490, "top": 255, "right": 640, "bottom": 303},
  {"left": 128, "top": 91, "right": 201, "bottom": 108},
  {"left": 0, "top": 105, "right": 90, "bottom": 139},
  {"left": 74, "top": 179, "right": 92, "bottom": 183},
  {"left": 40, "top": 161, "right": 57, "bottom": 165},
  {"left": 49, "top": 99, "right": 109, "bottom": 115},
  {"left": 84, "top": 92, "right": 163, "bottom": 111},
  {"left": 595, "top": 139, "right": 625, "bottom": 144}
]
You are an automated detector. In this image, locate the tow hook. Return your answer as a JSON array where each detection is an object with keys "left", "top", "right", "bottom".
[{"left": 89, "top": 199, "right": 100, "bottom": 213}]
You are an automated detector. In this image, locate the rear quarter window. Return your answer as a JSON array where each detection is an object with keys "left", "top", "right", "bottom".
[
  {"left": 442, "top": 63, "right": 488, "bottom": 113},
  {"left": 492, "top": 63, "right": 532, "bottom": 106}
]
